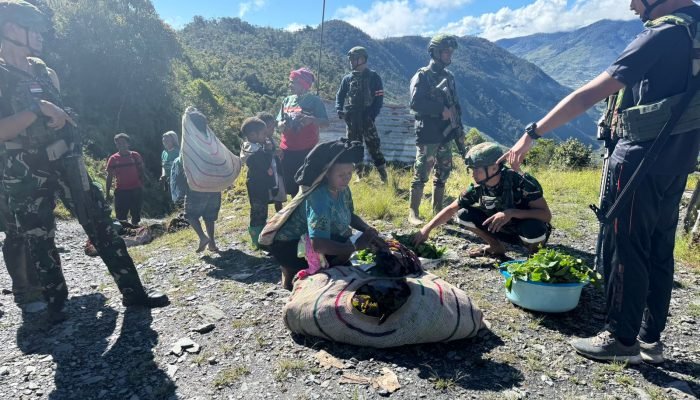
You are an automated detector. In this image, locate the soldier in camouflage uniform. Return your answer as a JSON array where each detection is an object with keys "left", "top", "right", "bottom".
[
  {"left": 335, "top": 46, "right": 388, "bottom": 182},
  {"left": 0, "top": 0, "right": 168, "bottom": 323},
  {"left": 413, "top": 142, "right": 552, "bottom": 257},
  {"left": 408, "top": 34, "right": 465, "bottom": 225}
]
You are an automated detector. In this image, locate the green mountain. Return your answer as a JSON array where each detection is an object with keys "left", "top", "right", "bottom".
[
  {"left": 178, "top": 18, "right": 597, "bottom": 145},
  {"left": 496, "top": 19, "right": 642, "bottom": 89}
]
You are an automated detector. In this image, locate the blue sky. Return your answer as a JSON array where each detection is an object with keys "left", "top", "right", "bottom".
[{"left": 152, "top": 0, "right": 637, "bottom": 40}]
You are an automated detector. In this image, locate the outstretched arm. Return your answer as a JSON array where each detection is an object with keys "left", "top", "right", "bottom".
[{"left": 500, "top": 72, "right": 624, "bottom": 170}]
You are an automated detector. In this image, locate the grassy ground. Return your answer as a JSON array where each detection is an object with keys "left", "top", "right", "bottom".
[{"left": 132, "top": 162, "right": 698, "bottom": 273}]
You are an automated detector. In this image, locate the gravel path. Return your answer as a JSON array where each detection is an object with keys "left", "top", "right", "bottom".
[{"left": 0, "top": 216, "right": 698, "bottom": 400}]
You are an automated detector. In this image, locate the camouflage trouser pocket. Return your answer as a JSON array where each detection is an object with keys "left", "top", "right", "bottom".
[{"left": 412, "top": 143, "right": 453, "bottom": 187}]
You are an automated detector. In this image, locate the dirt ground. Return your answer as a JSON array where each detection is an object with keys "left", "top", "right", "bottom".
[{"left": 0, "top": 215, "right": 698, "bottom": 400}]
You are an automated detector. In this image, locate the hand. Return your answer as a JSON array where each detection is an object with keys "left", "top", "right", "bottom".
[
  {"left": 355, "top": 228, "right": 382, "bottom": 251},
  {"left": 337, "top": 111, "right": 345, "bottom": 120},
  {"left": 441, "top": 107, "right": 453, "bottom": 121},
  {"left": 38, "top": 100, "right": 77, "bottom": 130},
  {"left": 412, "top": 228, "right": 430, "bottom": 246},
  {"left": 483, "top": 210, "right": 513, "bottom": 233},
  {"left": 498, "top": 133, "right": 534, "bottom": 171},
  {"left": 277, "top": 120, "right": 287, "bottom": 130}
]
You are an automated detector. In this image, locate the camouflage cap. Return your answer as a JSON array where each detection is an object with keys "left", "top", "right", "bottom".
[
  {"left": 428, "top": 34, "right": 458, "bottom": 55},
  {"left": 464, "top": 142, "right": 505, "bottom": 168},
  {"left": 347, "top": 46, "right": 368, "bottom": 60},
  {"left": 0, "top": 0, "right": 50, "bottom": 32}
]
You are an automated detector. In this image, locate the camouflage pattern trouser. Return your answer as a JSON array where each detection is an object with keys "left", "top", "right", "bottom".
[
  {"left": 345, "top": 113, "right": 386, "bottom": 167},
  {"left": 2, "top": 148, "right": 147, "bottom": 312},
  {"left": 411, "top": 142, "right": 453, "bottom": 190},
  {"left": 0, "top": 190, "right": 42, "bottom": 305},
  {"left": 249, "top": 199, "right": 268, "bottom": 228}
]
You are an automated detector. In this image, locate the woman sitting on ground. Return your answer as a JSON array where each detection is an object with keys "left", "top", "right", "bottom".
[{"left": 259, "top": 139, "right": 386, "bottom": 290}]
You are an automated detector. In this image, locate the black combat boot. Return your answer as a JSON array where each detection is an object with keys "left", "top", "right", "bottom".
[{"left": 122, "top": 290, "right": 170, "bottom": 308}]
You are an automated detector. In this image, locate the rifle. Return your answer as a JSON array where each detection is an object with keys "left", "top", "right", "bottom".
[
  {"left": 589, "top": 93, "right": 619, "bottom": 273},
  {"left": 40, "top": 109, "right": 99, "bottom": 227},
  {"left": 436, "top": 78, "right": 466, "bottom": 157}
]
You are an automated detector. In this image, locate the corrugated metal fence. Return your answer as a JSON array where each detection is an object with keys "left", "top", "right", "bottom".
[{"left": 318, "top": 100, "right": 417, "bottom": 164}]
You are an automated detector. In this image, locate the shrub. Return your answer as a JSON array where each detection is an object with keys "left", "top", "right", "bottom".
[
  {"left": 525, "top": 138, "right": 557, "bottom": 168},
  {"left": 551, "top": 138, "right": 592, "bottom": 169}
]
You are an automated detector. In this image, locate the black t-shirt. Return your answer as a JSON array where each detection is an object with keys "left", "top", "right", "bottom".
[{"left": 605, "top": 5, "right": 700, "bottom": 175}]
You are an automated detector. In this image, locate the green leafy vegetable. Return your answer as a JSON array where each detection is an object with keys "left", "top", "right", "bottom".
[
  {"left": 392, "top": 233, "right": 446, "bottom": 259},
  {"left": 355, "top": 249, "right": 376, "bottom": 263},
  {"left": 504, "top": 248, "right": 602, "bottom": 292}
]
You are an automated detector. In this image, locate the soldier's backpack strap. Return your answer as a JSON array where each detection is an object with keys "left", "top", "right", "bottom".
[{"left": 614, "top": 13, "right": 700, "bottom": 142}]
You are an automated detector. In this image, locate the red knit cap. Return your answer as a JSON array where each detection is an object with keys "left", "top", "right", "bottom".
[{"left": 289, "top": 67, "right": 315, "bottom": 90}]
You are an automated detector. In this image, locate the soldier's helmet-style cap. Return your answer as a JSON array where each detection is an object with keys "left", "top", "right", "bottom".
[
  {"left": 464, "top": 142, "right": 506, "bottom": 168},
  {"left": 347, "top": 46, "right": 368, "bottom": 60},
  {"left": 0, "top": 0, "right": 50, "bottom": 33},
  {"left": 428, "top": 34, "right": 458, "bottom": 55}
]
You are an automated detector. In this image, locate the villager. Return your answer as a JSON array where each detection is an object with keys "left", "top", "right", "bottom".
[
  {"left": 160, "top": 130, "right": 180, "bottom": 199},
  {"left": 499, "top": 0, "right": 700, "bottom": 364},
  {"left": 256, "top": 111, "right": 286, "bottom": 212},
  {"left": 106, "top": 133, "right": 145, "bottom": 225},
  {"left": 335, "top": 46, "right": 388, "bottom": 182},
  {"left": 276, "top": 67, "right": 329, "bottom": 198},
  {"left": 0, "top": 0, "right": 169, "bottom": 323},
  {"left": 408, "top": 34, "right": 466, "bottom": 225},
  {"left": 258, "top": 139, "right": 385, "bottom": 290},
  {"left": 239, "top": 117, "right": 279, "bottom": 249},
  {"left": 179, "top": 108, "right": 240, "bottom": 253}
]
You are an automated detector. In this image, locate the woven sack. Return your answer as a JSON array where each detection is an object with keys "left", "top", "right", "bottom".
[
  {"left": 283, "top": 266, "right": 485, "bottom": 348},
  {"left": 181, "top": 107, "right": 241, "bottom": 192}
]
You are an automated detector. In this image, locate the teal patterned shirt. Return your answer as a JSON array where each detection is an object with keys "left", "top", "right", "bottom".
[{"left": 276, "top": 184, "right": 354, "bottom": 242}]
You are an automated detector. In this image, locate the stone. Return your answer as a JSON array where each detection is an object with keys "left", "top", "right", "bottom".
[
  {"left": 193, "top": 323, "right": 215, "bottom": 334},
  {"left": 632, "top": 388, "right": 652, "bottom": 400},
  {"left": 166, "top": 365, "right": 178, "bottom": 379},
  {"left": 315, "top": 350, "right": 345, "bottom": 370},
  {"left": 0, "top": 366, "right": 9, "bottom": 376},
  {"left": 197, "top": 304, "right": 226, "bottom": 321}
]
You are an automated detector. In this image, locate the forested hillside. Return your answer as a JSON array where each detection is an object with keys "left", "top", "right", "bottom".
[
  {"left": 497, "top": 19, "right": 642, "bottom": 89},
  {"left": 178, "top": 18, "right": 597, "bottom": 146}
]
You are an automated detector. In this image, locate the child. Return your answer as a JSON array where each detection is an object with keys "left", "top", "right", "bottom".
[
  {"left": 240, "top": 117, "right": 278, "bottom": 248},
  {"left": 256, "top": 111, "right": 286, "bottom": 212}
]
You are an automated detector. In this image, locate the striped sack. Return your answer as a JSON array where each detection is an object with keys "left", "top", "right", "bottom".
[
  {"left": 181, "top": 107, "right": 241, "bottom": 192},
  {"left": 283, "top": 266, "right": 485, "bottom": 348}
]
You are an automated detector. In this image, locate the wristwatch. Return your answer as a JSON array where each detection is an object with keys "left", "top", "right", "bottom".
[{"left": 525, "top": 122, "right": 540, "bottom": 140}]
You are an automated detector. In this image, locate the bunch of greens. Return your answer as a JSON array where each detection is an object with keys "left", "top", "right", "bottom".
[
  {"left": 355, "top": 249, "right": 376, "bottom": 264},
  {"left": 504, "top": 248, "right": 602, "bottom": 291},
  {"left": 392, "top": 233, "right": 447, "bottom": 259}
]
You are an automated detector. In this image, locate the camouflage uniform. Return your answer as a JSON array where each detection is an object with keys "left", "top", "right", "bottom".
[
  {"left": 0, "top": 184, "right": 42, "bottom": 306},
  {"left": 336, "top": 47, "right": 386, "bottom": 179},
  {"left": 0, "top": 57, "right": 159, "bottom": 313},
  {"left": 408, "top": 35, "right": 463, "bottom": 221}
]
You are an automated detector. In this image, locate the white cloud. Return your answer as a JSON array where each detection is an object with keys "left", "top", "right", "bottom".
[
  {"left": 238, "top": 0, "right": 266, "bottom": 18},
  {"left": 441, "top": 0, "right": 636, "bottom": 41},
  {"left": 335, "top": 1, "right": 431, "bottom": 38},
  {"left": 415, "top": 0, "right": 472, "bottom": 9},
  {"left": 285, "top": 23, "right": 306, "bottom": 32}
]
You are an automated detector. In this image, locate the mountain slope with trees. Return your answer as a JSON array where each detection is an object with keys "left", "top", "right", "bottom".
[
  {"left": 178, "top": 18, "right": 597, "bottom": 146},
  {"left": 497, "top": 19, "right": 642, "bottom": 89}
]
